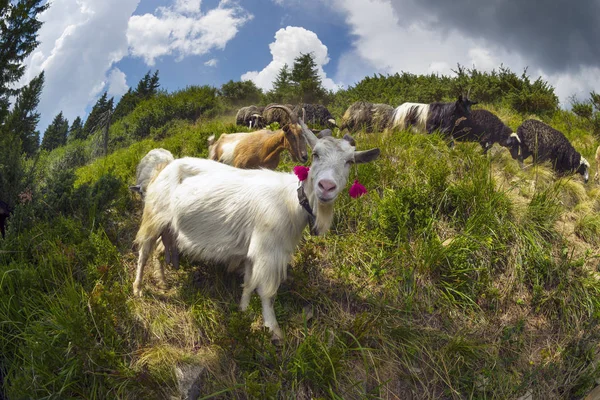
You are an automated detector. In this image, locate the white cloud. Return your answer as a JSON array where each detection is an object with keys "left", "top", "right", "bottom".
[
  {"left": 106, "top": 68, "right": 129, "bottom": 97},
  {"left": 332, "top": 0, "right": 598, "bottom": 108},
  {"left": 21, "top": 0, "right": 140, "bottom": 130},
  {"left": 127, "top": 1, "right": 252, "bottom": 66},
  {"left": 241, "top": 26, "right": 339, "bottom": 92},
  {"left": 174, "top": 0, "right": 202, "bottom": 14},
  {"left": 204, "top": 58, "right": 218, "bottom": 67}
]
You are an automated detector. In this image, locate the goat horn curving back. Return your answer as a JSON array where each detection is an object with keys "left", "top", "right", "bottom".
[{"left": 264, "top": 104, "right": 298, "bottom": 124}]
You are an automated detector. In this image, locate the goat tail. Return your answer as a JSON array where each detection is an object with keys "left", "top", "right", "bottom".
[{"left": 207, "top": 134, "right": 215, "bottom": 147}]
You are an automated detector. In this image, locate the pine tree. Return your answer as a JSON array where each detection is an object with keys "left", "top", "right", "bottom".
[
  {"left": 0, "top": 0, "right": 49, "bottom": 205},
  {"left": 269, "top": 64, "right": 295, "bottom": 103},
  {"left": 82, "top": 92, "right": 113, "bottom": 138},
  {"left": 5, "top": 71, "right": 44, "bottom": 156},
  {"left": 0, "top": 0, "right": 49, "bottom": 121},
  {"left": 113, "top": 70, "right": 160, "bottom": 121},
  {"left": 41, "top": 112, "right": 69, "bottom": 151},
  {"left": 67, "top": 116, "right": 84, "bottom": 142},
  {"left": 291, "top": 53, "right": 327, "bottom": 104}
]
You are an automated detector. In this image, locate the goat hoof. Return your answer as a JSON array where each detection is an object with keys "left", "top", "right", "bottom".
[
  {"left": 133, "top": 283, "right": 143, "bottom": 297},
  {"left": 270, "top": 327, "right": 283, "bottom": 344},
  {"left": 271, "top": 332, "right": 283, "bottom": 346}
]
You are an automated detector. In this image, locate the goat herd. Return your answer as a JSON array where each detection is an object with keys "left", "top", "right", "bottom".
[{"left": 127, "top": 99, "right": 590, "bottom": 340}]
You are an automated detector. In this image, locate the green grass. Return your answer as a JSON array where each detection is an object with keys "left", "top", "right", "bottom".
[{"left": 2, "top": 109, "right": 600, "bottom": 399}]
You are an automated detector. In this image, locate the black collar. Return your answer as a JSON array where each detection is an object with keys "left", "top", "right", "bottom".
[{"left": 297, "top": 182, "right": 317, "bottom": 235}]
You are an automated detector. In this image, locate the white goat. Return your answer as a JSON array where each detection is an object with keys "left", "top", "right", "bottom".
[
  {"left": 130, "top": 148, "right": 179, "bottom": 280},
  {"left": 134, "top": 126, "right": 380, "bottom": 339},
  {"left": 129, "top": 148, "right": 175, "bottom": 198}
]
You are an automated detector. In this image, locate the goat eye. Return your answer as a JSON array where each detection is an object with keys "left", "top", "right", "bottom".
[{"left": 313, "top": 153, "right": 319, "bottom": 160}]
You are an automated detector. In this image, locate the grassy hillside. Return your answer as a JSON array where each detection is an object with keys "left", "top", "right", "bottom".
[{"left": 2, "top": 100, "right": 600, "bottom": 399}]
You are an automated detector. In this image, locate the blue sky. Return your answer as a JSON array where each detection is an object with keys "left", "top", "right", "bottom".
[{"left": 21, "top": 0, "right": 600, "bottom": 132}]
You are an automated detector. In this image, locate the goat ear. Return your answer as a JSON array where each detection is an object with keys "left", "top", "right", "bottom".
[
  {"left": 317, "top": 129, "right": 332, "bottom": 139},
  {"left": 298, "top": 118, "right": 318, "bottom": 148},
  {"left": 353, "top": 148, "right": 380, "bottom": 164},
  {"left": 458, "top": 94, "right": 464, "bottom": 102},
  {"left": 343, "top": 134, "right": 356, "bottom": 147},
  {"left": 129, "top": 185, "right": 142, "bottom": 193}
]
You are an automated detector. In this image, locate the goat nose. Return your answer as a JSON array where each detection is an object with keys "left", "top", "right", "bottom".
[
  {"left": 318, "top": 179, "right": 337, "bottom": 193},
  {"left": 301, "top": 154, "right": 308, "bottom": 162}
]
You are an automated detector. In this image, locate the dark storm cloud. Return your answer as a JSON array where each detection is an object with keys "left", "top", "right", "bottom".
[{"left": 391, "top": 0, "right": 600, "bottom": 73}]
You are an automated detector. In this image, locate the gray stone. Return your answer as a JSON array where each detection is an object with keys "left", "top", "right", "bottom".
[{"left": 175, "top": 363, "right": 205, "bottom": 400}]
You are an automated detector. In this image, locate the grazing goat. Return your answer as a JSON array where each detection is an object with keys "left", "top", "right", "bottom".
[
  {"left": 391, "top": 95, "right": 477, "bottom": 143},
  {"left": 129, "top": 148, "right": 175, "bottom": 198},
  {"left": 515, "top": 119, "right": 589, "bottom": 182},
  {"left": 134, "top": 125, "right": 380, "bottom": 339},
  {"left": 236, "top": 105, "right": 265, "bottom": 129},
  {"left": 130, "top": 148, "right": 179, "bottom": 275},
  {"left": 293, "top": 103, "right": 337, "bottom": 128},
  {"left": 208, "top": 105, "right": 309, "bottom": 169},
  {"left": 340, "top": 102, "right": 394, "bottom": 133},
  {"left": 262, "top": 103, "right": 296, "bottom": 126},
  {"left": 452, "top": 109, "right": 520, "bottom": 156},
  {"left": 0, "top": 200, "right": 10, "bottom": 239}
]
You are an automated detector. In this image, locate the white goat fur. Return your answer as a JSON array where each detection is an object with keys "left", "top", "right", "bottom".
[
  {"left": 131, "top": 148, "right": 176, "bottom": 285},
  {"left": 133, "top": 148, "right": 175, "bottom": 197},
  {"left": 134, "top": 132, "right": 380, "bottom": 338},
  {"left": 391, "top": 102, "right": 430, "bottom": 132}
]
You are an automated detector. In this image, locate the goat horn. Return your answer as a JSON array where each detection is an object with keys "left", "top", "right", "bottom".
[{"left": 264, "top": 104, "right": 298, "bottom": 124}]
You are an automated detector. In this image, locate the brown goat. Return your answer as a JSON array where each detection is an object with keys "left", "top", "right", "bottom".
[{"left": 208, "top": 105, "right": 310, "bottom": 169}]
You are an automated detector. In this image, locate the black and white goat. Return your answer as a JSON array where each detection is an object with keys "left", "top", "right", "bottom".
[
  {"left": 134, "top": 126, "right": 380, "bottom": 339},
  {"left": 391, "top": 95, "right": 477, "bottom": 143},
  {"left": 236, "top": 105, "right": 265, "bottom": 129}
]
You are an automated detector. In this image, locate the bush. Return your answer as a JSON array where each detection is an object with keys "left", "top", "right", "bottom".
[{"left": 329, "top": 65, "right": 559, "bottom": 119}]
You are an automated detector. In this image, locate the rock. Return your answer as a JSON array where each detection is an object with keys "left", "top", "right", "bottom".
[
  {"left": 175, "top": 363, "right": 205, "bottom": 400},
  {"left": 585, "top": 385, "right": 600, "bottom": 400},
  {"left": 516, "top": 390, "right": 532, "bottom": 400}
]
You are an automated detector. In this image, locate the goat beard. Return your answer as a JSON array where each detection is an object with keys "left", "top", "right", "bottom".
[{"left": 313, "top": 201, "right": 334, "bottom": 236}]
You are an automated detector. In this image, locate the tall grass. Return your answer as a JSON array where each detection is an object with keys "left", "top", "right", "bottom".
[{"left": 2, "top": 111, "right": 600, "bottom": 398}]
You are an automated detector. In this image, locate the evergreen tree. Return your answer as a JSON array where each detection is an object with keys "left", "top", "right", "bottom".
[
  {"left": 41, "top": 112, "right": 69, "bottom": 151},
  {"left": 0, "top": 0, "right": 49, "bottom": 121},
  {"left": 82, "top": 92, "right": 113, "bottom": 138},
  {"left": 220, "top": 80, "right": 263, "bottom": 106},
  {"left": 112, "top": 88, "right": 136, "bottom": 121},
  {"left": 67, "top": 116, "right": 84, "bottom": 142},
  {"left": 5, "top": 71, "right": 44, "bottom": 156},
  {"left": 291, "top": 52, "right": 327, "bottom": 104},
  {"left": 112, "top": 70, "right": 160, "bottom": 120},
  {"left": 0, "top": 0, "right": 49, "bottom": 205},
  {"left": 268, "top": 64, "right": 295, "bottom": 103}
]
